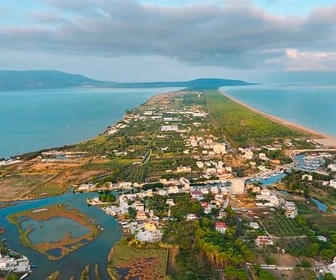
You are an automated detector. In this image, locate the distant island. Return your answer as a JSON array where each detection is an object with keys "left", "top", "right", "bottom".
[{"left": 0, "top": 70, "right": 253, "bottom": 91}]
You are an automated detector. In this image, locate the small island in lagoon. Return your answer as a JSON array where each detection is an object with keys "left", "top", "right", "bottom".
[{"left": 8, "top": 204, "right": 101, "bottom": 260}]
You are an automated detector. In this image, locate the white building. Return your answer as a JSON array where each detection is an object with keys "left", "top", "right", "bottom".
[
  {"left": 328, "top": 164, "right": 336, "bottom": 172},
  {"left": 328, "top": 257, "right": 336, "bottom": 277},
  {"left": 215, "top": 221, "right": 228, "bottom": 234},
  {"left": 168, "top": 186, "right": 180, "bottom": 194},
  {"left": 242, "top": 149, "right": 254, "bottom": 160},
  {"left": 213, "top": 143, "right": 226, "bottom": 154},
  {"left": 330, "top": 179, "right": 336, "bottom": 189},
  {"left": 229, "top": 179, "right": 245, "bottom": 194},
  {"left": 302, "top": 174, "right": 313, "bottom": 181},
  {"left": 284, "top": 201, "right": 298, "bottom": 218},
  {"left": 176, "top": 166, "right": 192, "bottom": 173}
]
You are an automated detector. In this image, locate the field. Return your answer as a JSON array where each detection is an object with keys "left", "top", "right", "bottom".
[
  {"left": 270, "top": 267, "right": 317, "bottom": 280},
  {"left": 108, "top": 239, "right": 168, "bottom": 279},
  {"left": 261, "top": 211, "right": 305, "bottom": 237}
]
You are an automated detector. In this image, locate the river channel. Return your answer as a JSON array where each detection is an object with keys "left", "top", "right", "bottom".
[{"left": 0, "top": 191, "right": 122, "bottom": 279}]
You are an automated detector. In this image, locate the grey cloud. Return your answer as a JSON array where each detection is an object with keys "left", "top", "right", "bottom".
[{"left": 0, "top": 0, "right": 335, "bottom": 70}]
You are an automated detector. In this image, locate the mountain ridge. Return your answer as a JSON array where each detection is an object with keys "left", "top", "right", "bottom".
[{"left": 0, "top": 70, "right": 253, "bottom": 91}]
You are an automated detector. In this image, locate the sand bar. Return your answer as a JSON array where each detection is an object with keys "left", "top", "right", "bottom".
[{"left": 219, "top": 89, "right": 336, "bottom": 148}]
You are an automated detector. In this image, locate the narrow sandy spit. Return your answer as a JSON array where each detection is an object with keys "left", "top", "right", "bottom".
[{"left": 219, "top": 90, "right": 336, "bottom": 148}]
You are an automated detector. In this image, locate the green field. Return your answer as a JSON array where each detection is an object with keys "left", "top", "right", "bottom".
[{"left": 261, "top": 211, "right": 305, "bottom": 237}]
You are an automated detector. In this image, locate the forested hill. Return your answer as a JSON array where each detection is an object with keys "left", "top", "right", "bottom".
[
  {"left": 114, "top": 78, "right": 253, "bottom": 89},
  {"left": 0, "top": 70, "right": 110, "bottom": 91},
  {"left": 0, "top": 70, "right": 253, "bottom": 91}
]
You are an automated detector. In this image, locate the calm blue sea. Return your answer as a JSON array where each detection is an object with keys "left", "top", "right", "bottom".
[
  {"left": 0, "top": 87, "right": 181, "bottom": 158},
  {"left": 221, "top": 84, "right": 336, "bottom": 137}
]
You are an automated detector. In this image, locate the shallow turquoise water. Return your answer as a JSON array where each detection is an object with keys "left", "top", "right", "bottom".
[{"left": 21, "top": 216, "right": 90, "bottom": 244}]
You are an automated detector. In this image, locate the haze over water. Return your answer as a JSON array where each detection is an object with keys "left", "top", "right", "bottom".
[
  {"left": 222, "top": 84, "right": 336, "bottom": 137},
  {"left": 0, "top": 87, "right": 181, "bottom": 158}
]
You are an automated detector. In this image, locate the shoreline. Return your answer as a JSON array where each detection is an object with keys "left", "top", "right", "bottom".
[{"left": 219, "top": 89, "right": 336, "bottom": 148}]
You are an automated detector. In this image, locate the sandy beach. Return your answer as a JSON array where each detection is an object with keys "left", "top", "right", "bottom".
[{"left": 219, "top": 90, "right": 336, "bottom": 148}]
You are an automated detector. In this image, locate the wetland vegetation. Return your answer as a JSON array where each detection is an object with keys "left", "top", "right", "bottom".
[{"left": 8, "top": 204, "right": 101, "bottom": 260}]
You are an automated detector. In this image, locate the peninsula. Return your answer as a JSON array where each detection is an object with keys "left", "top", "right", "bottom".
[{"left": 1, "top": 88, "right": 336, "bottom": 280}]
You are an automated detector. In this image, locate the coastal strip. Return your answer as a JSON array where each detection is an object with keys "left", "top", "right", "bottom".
[{"left": 219, "top": 89, "right": 336, "bottom": 148}]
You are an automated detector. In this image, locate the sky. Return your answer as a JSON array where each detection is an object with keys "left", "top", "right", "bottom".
[{"left": 0, "top": 0, "right": 335, "bottom": 83}]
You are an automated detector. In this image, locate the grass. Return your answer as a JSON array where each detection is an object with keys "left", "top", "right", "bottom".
[
  {"left": 305, "top": 213, "right": 336, "bottom": 231},
  {"left": 276, "top": 238, "right": 311, "bottom": 257}
]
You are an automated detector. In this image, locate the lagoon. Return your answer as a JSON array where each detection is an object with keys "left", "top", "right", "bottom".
[
  {"left": 0, "top": 191, "right": 122, "bottom": 279},
  {"left": 21, "top": 217, "right": 90, "bottom": 244}
]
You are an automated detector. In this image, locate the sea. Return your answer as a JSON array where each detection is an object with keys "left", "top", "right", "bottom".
[
  {"left": 0, "top": 87, "right": 182, "bottom": 159},
  {"left": 220, "top": 84, "right": 336, "bottom": 137}
]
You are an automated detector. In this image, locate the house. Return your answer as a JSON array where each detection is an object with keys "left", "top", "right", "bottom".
[
  {"left": 256, "top": 236, "right": 273, "bottom": 246},
  {"left": 328, "top": 164, "right": 336, "bottom": 172},
  {"left": 302, "top": 174, "right": 313, "bottom": 181},
  {"left": 179, "top": 178, "right": 190, "bottom": 189},
  {"left": 186, "top": 214, "right": 198, "bottom": 221},
  {"left": 213, "top": 143, "right": 226, "bottom": 154},
  {"left": 176, "top": 166, "right": 192, "bottom": 173},
  {"left": 328, "top": 256, "right": 336, "bottom": 277},
  {"left": 144, "top": 221, "right": 157, "bottom": 232},
  {"left": 134, "top": 201, "right": 145, "bottom": 212},
  {"left": 168, "top": 186, "right": 180, "bottom": 194},
  {"left": 119, "top": 182, "right": 133, "bottom": 189},
  {"left": 143, "top": 189, "right": 153, "bottom": 197},
  {"left": 166, "top": 199, "right": 175, "bottom": 206},
  {"left": 200, "top": 188, "right": 209, "bottom": 195},
  {"left": 317, "top": 236, "right": 327, "bottom": 242},
  {"left": 215, "top": 221, "right": 228, "bottom": 234},
  {"left": 330, "top": 179, "right": 336, "bottom": 189},
  {"left": 215, "top": 194, "right": 224, "bottom": 201},
  {"left": 284, "top": 201, "right": 298, "bottom": 218},
  {"left": 250, "top": 222, "right": 260, "bottom": 230},
  {"left": 158, "top": 189, "right": 168, "bottom": 196},
  {"left": 220, "top": 186, "right": 229, "bottom": 195},
  {"left": 242, "top": 149, "right": 254, "bottom": 160},
  {"left": 136, "top": 211, "right": 147, "bottom": 220},
  {"left": 259, "top": 153, "right": 267, "bottom": 160}
]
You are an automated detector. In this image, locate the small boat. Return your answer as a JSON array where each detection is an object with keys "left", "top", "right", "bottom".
[{"left": 30, "top": 264, "right": 38, "bottom": 269}]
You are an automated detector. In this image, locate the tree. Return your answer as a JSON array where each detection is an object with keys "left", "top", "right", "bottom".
[
  {"left": 324, "top": 273, "right": 336, "bottom": 280},
  {"left": 321, "top": 248, "right": 335, "bottom": 260},
  {"left": 179, "top": 236, "right": 192, "bottom": 250},
  {"left": 5, "top": 274, "right": 19, "bottom": 280},
  {"left": 127, "top": 207, "right": 137, "bottom": 219},
  {"left": 306, "top": 243, "right": 320, "bottom": 257},
  {"left": 258, "top": 270, "right": 276, "bottom": 280}
]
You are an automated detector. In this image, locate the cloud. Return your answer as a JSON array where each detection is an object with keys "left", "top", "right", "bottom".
[
  {"left": 284, "top": 49, "right": 336, "bottom": 71},
  {"left": 0, "top": 0, "right": 335, "bottom": 73}
]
